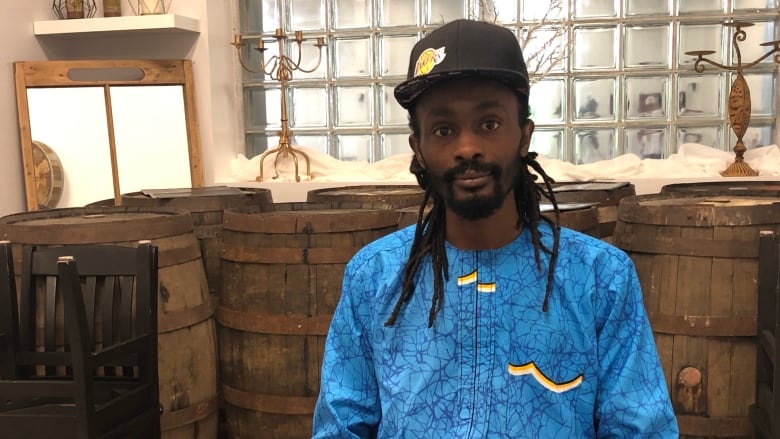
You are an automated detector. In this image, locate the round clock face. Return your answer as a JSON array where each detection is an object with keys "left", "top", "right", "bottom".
[{"left": 31, "top": 141, "right": 64, "bottom": 209}]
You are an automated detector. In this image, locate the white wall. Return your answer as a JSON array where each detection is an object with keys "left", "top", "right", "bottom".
[
  {"left": 0, "top": 1, "right": 242, "bottom": 216},
  {"left": 0, "top": 3, "right": 50, "bottom": 216}
]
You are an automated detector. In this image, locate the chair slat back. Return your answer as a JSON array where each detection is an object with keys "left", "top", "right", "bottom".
[
  {"left": 0, "top": 241, "right": 160, "bottom": 439},
  {"left": 15, "top": 244, "right": 156, "bottom": 378},
  {"left": 56, "top": 256, "right": 96, "bottom": 428}
]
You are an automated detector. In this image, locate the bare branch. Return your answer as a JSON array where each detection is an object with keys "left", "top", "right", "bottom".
[
  {"left": 466, "top": 0, "right": 570, "bottom": 83},
  {"left": 518, "top": 0, "right": 569, "bottom": 83},
  {"left": 469, "top": 0, "right": 499, "bottom": 23}
]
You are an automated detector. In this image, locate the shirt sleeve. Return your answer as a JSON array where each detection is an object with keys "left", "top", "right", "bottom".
[
  {"left": 594, "top": 252, "right": 679, "bottom": 438},
  {"left": 312, "top": 257, "right": 381, "bottom": 439}
]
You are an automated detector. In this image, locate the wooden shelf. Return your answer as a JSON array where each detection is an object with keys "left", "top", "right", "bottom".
[{"left": 33, "top": 14, "right": 200, "bottom": 38}]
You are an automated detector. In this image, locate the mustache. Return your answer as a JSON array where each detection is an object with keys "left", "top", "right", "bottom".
[{"left": 443, "top": 160, "right": 502, "bottom": 182}]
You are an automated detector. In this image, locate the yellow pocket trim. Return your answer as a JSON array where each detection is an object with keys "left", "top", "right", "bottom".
[{"left": 508, "top": 362, "right": 583, "bottom": 393}]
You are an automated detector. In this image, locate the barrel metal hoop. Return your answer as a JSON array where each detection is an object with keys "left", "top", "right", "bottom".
[
  {"left": 160, "top": 396, "right": 219, "bottom": 432},
  {"left": 648, "top": 313, "right": 757, "bottom": 337},
  {"left": 223, "top": 209, "right": 400, "bottom": 234},
  {"left": 676, "top": 414, "right": 754, "bottom": 437},
  {"left": 158, "top": 301, "right": 214, "bottom": 333},
  {"left": 222, "top": 383, "right": 316, "bottom": 416},
  {"left": 221, "top": 245, "right": 359, "bottom": 264},
  {"left": 616, "top": 235, "right": 758, "bottom": 258},
  {"left": 217, "top": 306, "right": 331, "bottom": 336},
  {"left": 157, "top": 242, "right": 202, "bottom": 267}
]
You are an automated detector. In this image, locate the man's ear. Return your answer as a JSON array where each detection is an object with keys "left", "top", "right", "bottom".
[
  {"left": 409, "top": 134, "right": 425, "bottom": 169},
  {"left": 408, "top": 134, "right": 429, "bottom": 189},
  {"left": 520, "top": 119, "right": 535, "bottom": 157}
]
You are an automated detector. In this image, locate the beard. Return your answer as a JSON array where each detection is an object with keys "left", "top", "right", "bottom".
[{"left": 428, "top": 153, "right": 523, "bottom": 221}]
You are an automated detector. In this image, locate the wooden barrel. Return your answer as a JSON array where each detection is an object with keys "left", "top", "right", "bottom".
[
  {"left": 396, "top": 204, "right": 431, "bottom": 229},
  {"left": 661, "top": 181, "right": 780, "bottom": 197},
  {"left": 543, "top": 181, "right": 635, "bottom": 243},
  {"left": 397, "top": 202, "right": 600, "bottom": 238},
  {"left": 613, "top": 194, "right": 780, "bottom": 438},
  {"left": 306, "top": 184, "right": 425, "bottom": 209},
  {"left": 218, "top": 203, "right": 400, "bottom": 439},
  {"left": 0, "top": 207, "right": 219, "bottom": 439},
  {"left": 542, "top": 202, "right": 601, "bottom": 238},
  {"left": 118, "top": 186, "right": 274, "bottom": 309}
]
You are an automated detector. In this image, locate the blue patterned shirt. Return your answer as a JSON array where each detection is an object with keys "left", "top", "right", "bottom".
[{"left": 313, "top": 224, "right": 678, "bottom": 438}]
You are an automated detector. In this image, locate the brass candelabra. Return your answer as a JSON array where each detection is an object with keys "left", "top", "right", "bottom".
[
  {"left": 232, "top": 29, "right": 326, "bottom": 182},
  {"left": 686, "top": 21, "right": 780, "bottom": 177}
]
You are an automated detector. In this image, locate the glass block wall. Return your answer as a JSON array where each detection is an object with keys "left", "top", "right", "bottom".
[{"left": 238, "top": 0, "right": 778, "bottom": 164}]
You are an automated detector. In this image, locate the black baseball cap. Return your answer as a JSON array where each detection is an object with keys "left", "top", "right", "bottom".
[{"left": 394, "top": 19, "right": 530, "bottom": 110}]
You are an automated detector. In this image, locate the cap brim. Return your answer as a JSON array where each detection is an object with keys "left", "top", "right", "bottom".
[{"left": 394, "top": 69, "right": 529, "bottom": 109}]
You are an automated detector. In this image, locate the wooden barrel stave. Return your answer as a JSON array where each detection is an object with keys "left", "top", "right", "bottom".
[
  {"left": 541, "top": 202, "right": 601, "bottom": 238},
  {"left": 614, "top": 194, "right": 780, "bottom": 439},
  {"left": 219, "top": 204, "right": 400, "bottom": 438},
  {"left": 119, "top": 187, "right": 274, "bottom": 310},
  {"left": 545, "top": 181, "right": 635, "bottom": 242}
]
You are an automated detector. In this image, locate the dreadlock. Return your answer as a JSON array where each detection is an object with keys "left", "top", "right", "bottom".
[{"left": 384, "top": 96, "right": 562, "bottom": 328}]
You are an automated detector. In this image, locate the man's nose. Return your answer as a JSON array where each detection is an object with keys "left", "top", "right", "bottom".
[{"left": 453, "top": 130, "right": 484, "bottom": 161}]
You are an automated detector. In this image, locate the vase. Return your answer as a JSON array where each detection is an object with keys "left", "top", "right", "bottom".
[
  {"left": 66, "top": 0, "right": 84, "bottom": 18},
  {"left": 53, "top": 0, "right": 96, "bottom": 19},
  {"left": 128, "top": 0, "right": 171, "bottom": 15},
  {"left": 103, "top": 0, "right": 121, "bottom": 16}
]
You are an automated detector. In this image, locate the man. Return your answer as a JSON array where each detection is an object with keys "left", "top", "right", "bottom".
[{"left": 313, "top": 19, "right": 678, "bottom": 438}]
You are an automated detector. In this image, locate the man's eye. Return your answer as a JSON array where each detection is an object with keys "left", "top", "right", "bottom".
[
  {"left": 482, "top": 120, "right": 501, "bottom": 130},
  {"left": 433, "top": 127, "right": 452, "bottom": 137}
]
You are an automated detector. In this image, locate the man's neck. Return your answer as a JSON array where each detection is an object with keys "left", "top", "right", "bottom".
[{"left": 444, "top": 195, "right": 523, "bottom": 250}]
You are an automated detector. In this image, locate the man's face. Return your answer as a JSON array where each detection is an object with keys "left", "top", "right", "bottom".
[{"left": 409, "top": 78, "right": 533, "bottom": 220}]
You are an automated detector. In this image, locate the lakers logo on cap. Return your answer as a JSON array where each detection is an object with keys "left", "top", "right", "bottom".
[{"left": 413, "top": 47, "right": 446, "bottom": 77}]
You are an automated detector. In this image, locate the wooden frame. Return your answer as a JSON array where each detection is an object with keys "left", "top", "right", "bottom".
[{"left": 14, "top": 59, "right": 204, "bottom": 211}]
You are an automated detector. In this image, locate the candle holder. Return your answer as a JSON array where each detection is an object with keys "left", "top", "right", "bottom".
[
  {"left": 686, "top": 21, "right": 780, "bottom": 177},
  {"left": 127, "top": 0, "right": 171, "bottom": 15},
  {"left": 232, "top": 29, "right": 326, "bottom": 182}
]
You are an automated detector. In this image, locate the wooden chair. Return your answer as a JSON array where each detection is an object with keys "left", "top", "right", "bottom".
[
  {"left": 0, "top": 241, "right": 161, "bottom": 439},
  {"left": 0, "top": 241, "right": 20, "bottom": 380},
  {"left": 751, "top": 230, "right": 780, "bottom": 439}
]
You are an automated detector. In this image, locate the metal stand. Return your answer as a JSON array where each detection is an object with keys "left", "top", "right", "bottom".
[
  {"left": 687, "top": 21, "right": 780, "bottom": 177},
  {"left": 232, "top": 29, "right": 325, "bottom": 182}
]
